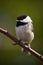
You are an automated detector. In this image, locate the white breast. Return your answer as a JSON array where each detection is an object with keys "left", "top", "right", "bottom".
[{"left": 16, "top": 25, "right": 26, "bottom": 41}]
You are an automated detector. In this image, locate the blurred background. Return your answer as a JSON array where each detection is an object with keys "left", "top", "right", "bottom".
[{"left": 0, "top": 0, "right": 43, "bottom": 65}]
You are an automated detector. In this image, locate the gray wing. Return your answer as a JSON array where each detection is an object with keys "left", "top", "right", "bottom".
[{"left": 31, "top": 23, "right": 34, "bottom": 32}]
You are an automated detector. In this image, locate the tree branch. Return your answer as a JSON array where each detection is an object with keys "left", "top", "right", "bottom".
[{"left": 0, "top": 28, "right": 43, "bottom": 61}]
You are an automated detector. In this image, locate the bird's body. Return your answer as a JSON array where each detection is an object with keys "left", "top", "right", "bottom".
[
  {"left": 15, "top": 15, "right": 34, "bottom": 54},
  {"left": 16, "top": 22, "right": 34, "bottom": 44}
]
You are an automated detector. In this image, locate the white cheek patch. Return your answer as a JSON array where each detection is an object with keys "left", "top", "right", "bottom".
[{"left": 22, "top": 16, "right": 32, "bottom": 23}]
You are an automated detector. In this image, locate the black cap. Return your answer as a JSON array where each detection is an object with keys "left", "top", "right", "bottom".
[{"left": 17, "top": 15, "right": 27, "bottom": 20}]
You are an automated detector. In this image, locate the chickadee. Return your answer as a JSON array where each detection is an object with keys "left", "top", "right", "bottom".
[{"left": 15, "top": 15, "right": 34, "bottom": 54}]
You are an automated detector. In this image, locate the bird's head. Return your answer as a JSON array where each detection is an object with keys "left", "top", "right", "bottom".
[{"left": 16, "top": 15, "right": 32, "bottom": 27}]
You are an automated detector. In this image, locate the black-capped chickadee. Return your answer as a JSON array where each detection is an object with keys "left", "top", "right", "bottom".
[{"left": 15, "top": 15, "right": 34, "bottom": 54}]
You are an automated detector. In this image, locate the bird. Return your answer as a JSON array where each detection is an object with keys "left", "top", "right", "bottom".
[{"left": 15, "top": 15, "right": 34, "bottom": 54}]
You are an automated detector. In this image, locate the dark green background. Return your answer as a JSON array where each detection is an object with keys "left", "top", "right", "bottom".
[{"left": 0, "top": 0, "right": 43, "bottom": 65}]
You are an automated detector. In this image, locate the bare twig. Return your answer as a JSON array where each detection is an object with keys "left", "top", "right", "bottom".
[{"left": 0, "top": 28, "right": 43, "bottom": 61}]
